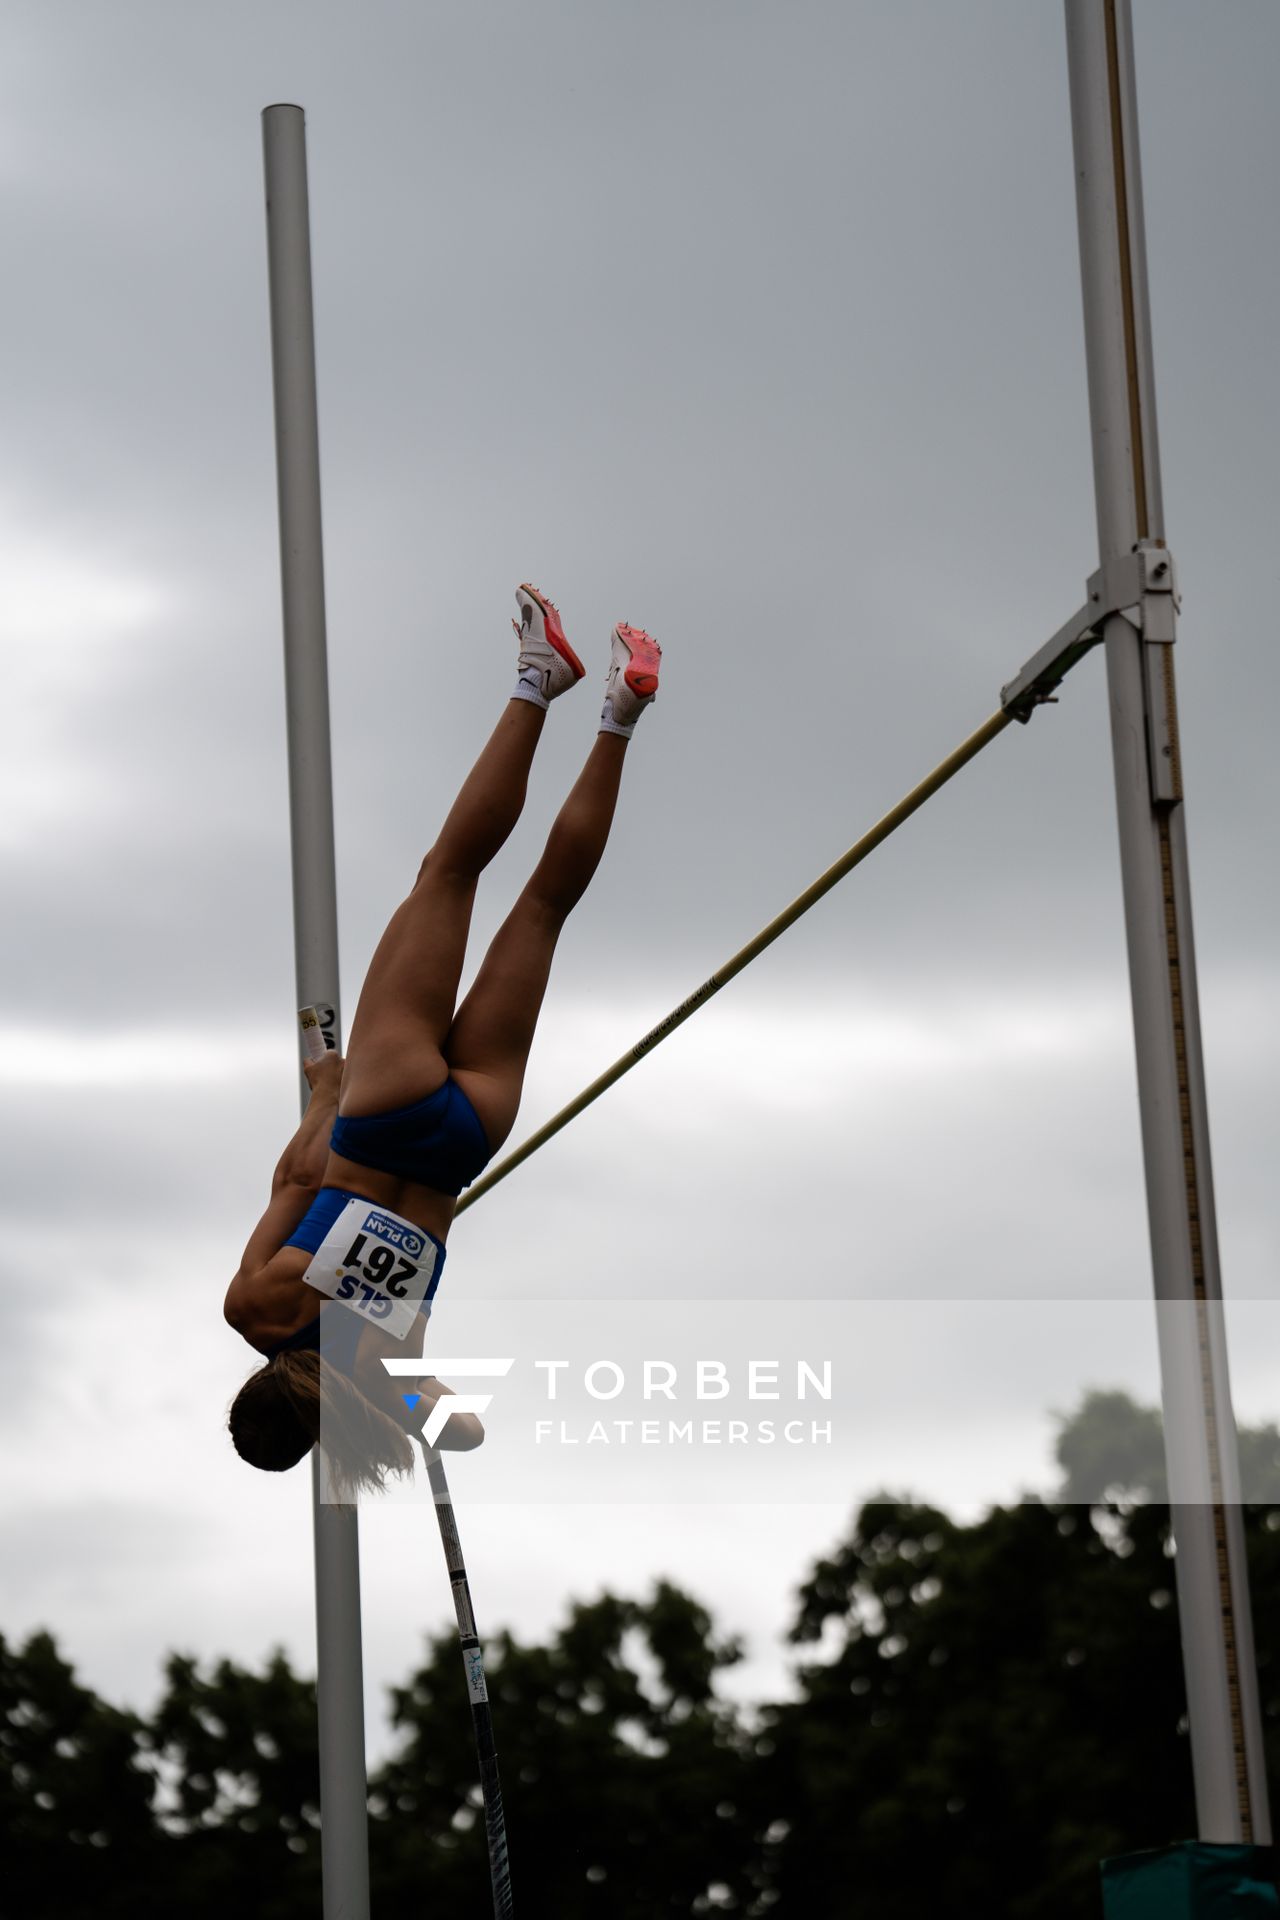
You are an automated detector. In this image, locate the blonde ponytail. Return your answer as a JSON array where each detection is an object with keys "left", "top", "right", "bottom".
[{"left": 228, "top": 1350, "right": 415, "bottom": 1498}]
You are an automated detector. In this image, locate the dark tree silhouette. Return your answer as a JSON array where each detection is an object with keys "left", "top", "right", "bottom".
[
  {"left": 146, "top": 1646, "right": 323, "bottom": 1915},
  {"left": 0, "top": 1629, "right": 158, "bottom": 1918},
  {"left": 371, "top": 1579, "right": 756, "bottom": 1914},
  {"left": 3, "top": 1390, "right": 1277, "bottom": 1915}
]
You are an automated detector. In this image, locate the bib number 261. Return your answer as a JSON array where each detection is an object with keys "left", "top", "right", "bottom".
[{"left": 335, "top": 1232, "right": 418, "bottom": 1314}]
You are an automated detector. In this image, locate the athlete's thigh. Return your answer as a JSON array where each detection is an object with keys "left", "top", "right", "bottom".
[
  {"left": 341, "top": 862, "right": 477, "bottom": 1110},
  {"left": 440, "top": 898, "right": 560, "bottom": 1153}
]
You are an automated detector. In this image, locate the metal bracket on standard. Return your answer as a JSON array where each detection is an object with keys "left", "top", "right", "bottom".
[{"left": 1000, "top": 539, "right": 1180, "bottom": 725}]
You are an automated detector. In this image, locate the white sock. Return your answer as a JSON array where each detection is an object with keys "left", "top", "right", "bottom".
[
  {"left": 598, "top": 700, "right": 635, "bottom": 739},
  {"left": 512, "top": 672, "right": 550, "bottom": 711}
]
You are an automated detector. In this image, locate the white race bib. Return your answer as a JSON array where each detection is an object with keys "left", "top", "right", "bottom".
[{"left": 302, "top": 1198, "right": 439, "bottom": 1342}]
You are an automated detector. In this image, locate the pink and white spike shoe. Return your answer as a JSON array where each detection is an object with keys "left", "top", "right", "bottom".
[
  {"left": 600, "top": 622, "right": 662, "bottom": 738},
  {"left": 511, "top": 584, "right": 587, "bottom": 709}
]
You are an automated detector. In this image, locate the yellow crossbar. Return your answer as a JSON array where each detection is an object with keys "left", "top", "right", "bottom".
[{"left": 456, "top": 707, "right": 1012, "bottom": 1215}]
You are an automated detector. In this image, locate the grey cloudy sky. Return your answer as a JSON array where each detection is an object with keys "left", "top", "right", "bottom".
[{"left": 2, "top": 0, "right": 1277, "bottom": 1752}]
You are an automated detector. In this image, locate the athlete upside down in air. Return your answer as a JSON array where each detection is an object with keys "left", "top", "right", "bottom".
[{"left": 224, "top": 588, "right": 661, "bottom": 1495}]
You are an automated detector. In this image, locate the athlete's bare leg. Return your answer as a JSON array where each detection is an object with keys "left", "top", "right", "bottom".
[
  {"left": 340, "top": 698, "right": 546, "bottom": 1114},
  {"left": 444, "top": 730, "right": 629, "bottom": 1152}
]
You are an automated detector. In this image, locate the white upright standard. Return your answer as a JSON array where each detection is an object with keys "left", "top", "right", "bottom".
[
  {"left": 263, "top": 102, "right": 373, "bottom": 1918},
  {"left": 1064, "top": 0, "right": 1270, "bottom": 1843}
]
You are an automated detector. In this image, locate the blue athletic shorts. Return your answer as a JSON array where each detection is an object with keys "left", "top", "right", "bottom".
[{"left": 328, "top": 1078, "right": 490, "bottom": 1195}]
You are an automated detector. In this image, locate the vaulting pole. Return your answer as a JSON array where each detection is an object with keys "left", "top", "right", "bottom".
[
  {"left": 421, "top": 1445, "right": 515, "bottom": 1917},
  {"left": 263, "top": 103, "right": 372, "bottom": 1917},
  {"left": 1064, "top": 1, "right": 1270, "bottom": 1842}
]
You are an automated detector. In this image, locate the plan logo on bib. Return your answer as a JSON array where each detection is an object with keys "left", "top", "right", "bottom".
[{"left": 361, "top": 1208, "right": 425, "bottom": 1261}]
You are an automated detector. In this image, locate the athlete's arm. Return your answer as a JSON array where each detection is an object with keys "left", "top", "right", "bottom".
[
  {"left": 224, "top": 1054, "right": 344, "bottom": 1326},
  {"left": 273, "top": 1050, "right": 345, "bottom": 1189}
]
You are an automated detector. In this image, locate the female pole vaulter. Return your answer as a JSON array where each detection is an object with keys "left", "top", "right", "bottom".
[{"left": 223, "top": 587, "right": 661, "bottom": 1495}]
